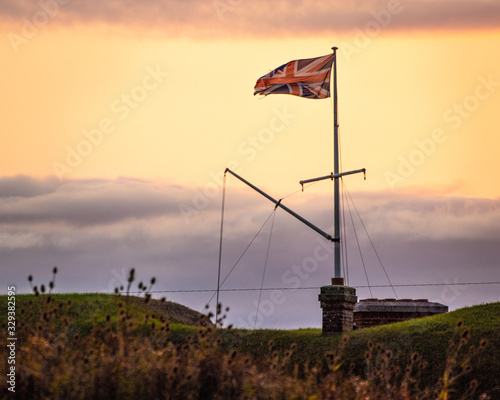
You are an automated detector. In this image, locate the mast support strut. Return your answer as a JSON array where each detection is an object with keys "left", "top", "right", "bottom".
[{"left": 225, "top": 168, "right": 339, "bottom": 243}]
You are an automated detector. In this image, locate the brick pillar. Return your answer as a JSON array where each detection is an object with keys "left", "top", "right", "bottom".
[{"left": 319, "top": 278, "right": 357, "bottom": 335}]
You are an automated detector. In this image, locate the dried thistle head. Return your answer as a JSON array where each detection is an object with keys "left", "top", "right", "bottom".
[
  {"left": 128, "top": 268, "right": 135, "bottom": 283},
  {"left": 419, "top": 361, "right": 428, "bottom": 370}
]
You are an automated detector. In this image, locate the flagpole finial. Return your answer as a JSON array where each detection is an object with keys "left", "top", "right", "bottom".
[{"left": 331, "top": 47, "right": 338, "bottom": 51}]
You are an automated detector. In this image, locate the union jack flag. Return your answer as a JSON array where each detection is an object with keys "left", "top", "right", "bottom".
[{"left": 254, "top": 53, "right": 334, "bottom": 99}]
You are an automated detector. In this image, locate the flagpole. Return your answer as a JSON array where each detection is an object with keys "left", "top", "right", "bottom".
[{"left": 332, "top": 46, "right": 342, "bottom": 281}]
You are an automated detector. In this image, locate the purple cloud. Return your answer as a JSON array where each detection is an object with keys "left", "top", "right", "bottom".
[{"left": 1, "top": 0, "right": 498, "bottom": 37}]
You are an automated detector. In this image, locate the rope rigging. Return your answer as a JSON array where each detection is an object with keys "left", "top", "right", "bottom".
[
  {"left": 342, "top": 181, "right": 398, "bottom": 299},
  {"left": 343, "top": 183, "right": 373, "bottom": 297},
  {"left": 211, "top": 170, "right": 294, "bottom": 316},
  {"left": 211, "top": 164, "right": 399, "bottom": 322},
  {"left": 207, "top": 202, "right": 276, "bottom": 314},
  {"left": 253, "top": 209, "right": 277, "bottom": 329}
]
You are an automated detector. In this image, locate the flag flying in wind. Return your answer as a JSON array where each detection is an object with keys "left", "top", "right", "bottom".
[{"left": 254, "top": 53, "right": 334, "bottom": 99}]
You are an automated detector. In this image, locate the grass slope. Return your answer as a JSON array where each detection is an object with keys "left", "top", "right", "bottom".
[
  {"left": 233, "top": 302, "right": 500, "bottom": 396},
  {"left": 1, "top": 292, "right": 206, "bottom": 340},
  {"left": 1, "top": 292, "right": 498, "bottom": 399}
]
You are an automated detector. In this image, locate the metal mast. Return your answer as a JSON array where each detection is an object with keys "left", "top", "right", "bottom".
[
  {"left": 332, "top": 46, "right": 341, "bottom": 279},
  {"left": 298, "top": 47, "right": 366, "bottom": 281}
]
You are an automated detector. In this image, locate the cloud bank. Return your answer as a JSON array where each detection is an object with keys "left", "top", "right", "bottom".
[
  {"left": 1, "top": 0, "right": 499, "bottom": 37},
  {"left": 1, "top": 175, "right": 498, "bottom": 328}
]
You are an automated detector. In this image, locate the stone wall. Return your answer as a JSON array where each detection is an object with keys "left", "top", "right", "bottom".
[{"left": 353, "top": 298, "right": 448, "bottom": 329}]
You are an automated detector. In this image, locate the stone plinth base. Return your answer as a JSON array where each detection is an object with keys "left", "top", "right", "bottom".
[{"left": 319, "top": 280, "right": 357, "bottom": 335}]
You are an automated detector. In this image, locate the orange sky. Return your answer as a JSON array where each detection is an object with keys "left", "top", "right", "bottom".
[{"left": 1, "top": 14, "right": 500, "bottom": 199}]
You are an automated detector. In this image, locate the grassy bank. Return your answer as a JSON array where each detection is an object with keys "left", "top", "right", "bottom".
[
  {"left": 1, "top": 290, "right": 498, "bottom": 399},
  {"left": 230, "top": 302, "right": 499, "bottom": 396}
]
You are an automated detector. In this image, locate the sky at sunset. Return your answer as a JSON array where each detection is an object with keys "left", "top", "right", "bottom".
[{"left": 1, "top": 0, "right": 499, "bottom": 328}]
